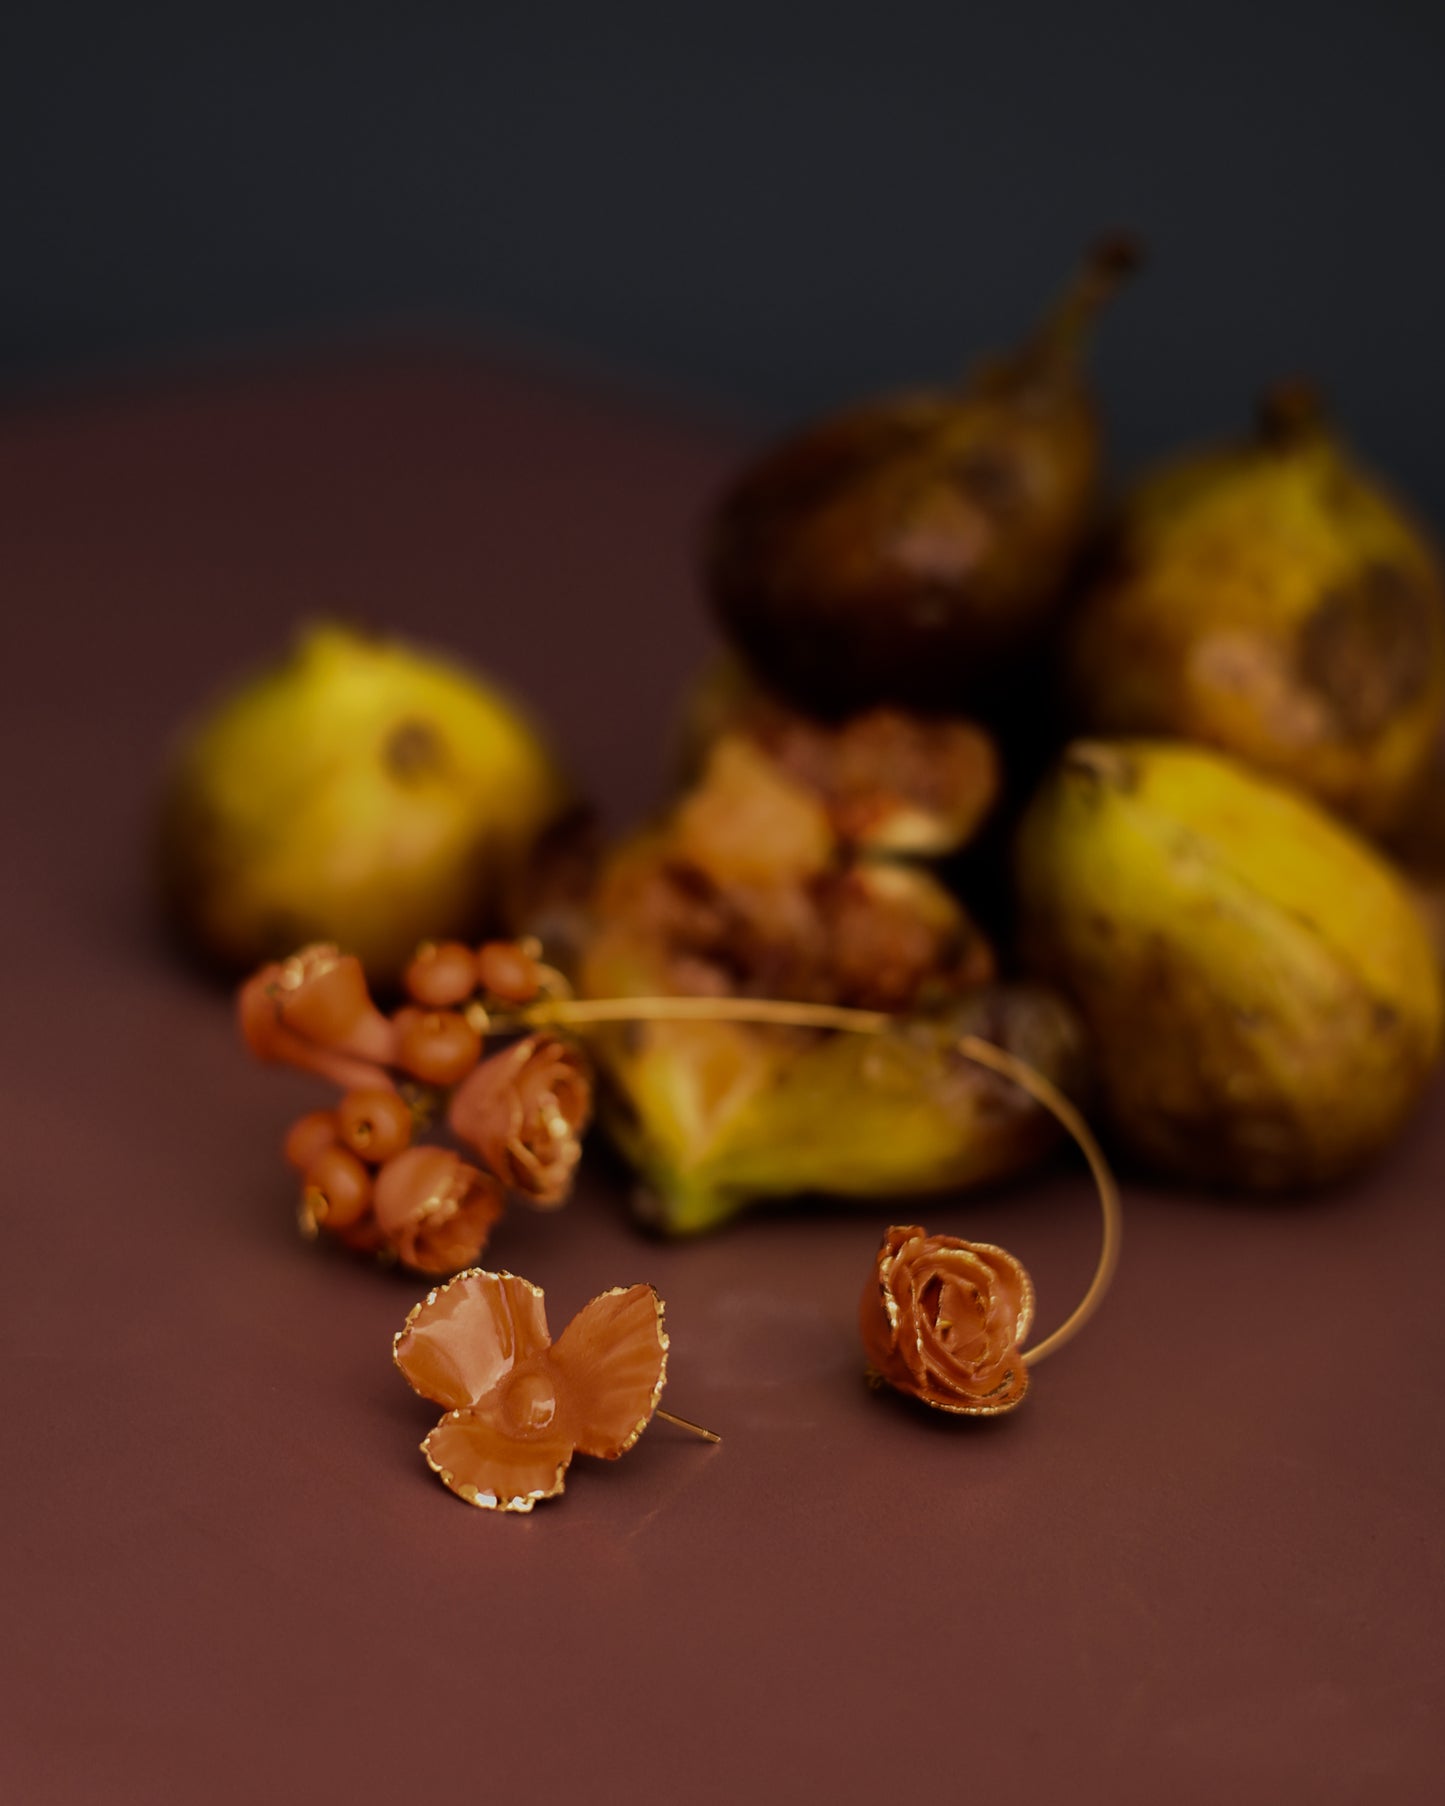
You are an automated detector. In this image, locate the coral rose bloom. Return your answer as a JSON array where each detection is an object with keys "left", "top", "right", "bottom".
[
  {"left": 448, "top": 1034, "right": 591, "bottom": 1207},
  {"left": 373, "top": 1146, "right": 504, "bottom": 1277},
  {"left": 860, "top": 1225, "right": 1034, "bottom": 1415}
]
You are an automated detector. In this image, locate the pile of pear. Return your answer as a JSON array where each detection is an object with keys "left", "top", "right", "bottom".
[
  {"left": 655, "top": 239, "right": 1445, "bottom": 1201},
  {"left": 1031, "top": 385, "right": 1445, "bottom": 1191},
  {"left": 156, "top": 240, "right": 1445, "bottom": 1217}
]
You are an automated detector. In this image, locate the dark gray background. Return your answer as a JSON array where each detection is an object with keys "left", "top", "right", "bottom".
[{"left": 4, "top": 1, "right": 1443, "bottom": 484}]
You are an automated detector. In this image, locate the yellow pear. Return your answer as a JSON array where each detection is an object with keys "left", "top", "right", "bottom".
[
  {"left": 1016, "top": 739, "right": 1442, "bottom": 1189},
  {"left": 157, "top": 623, "right": 572, "bottom": 981}
]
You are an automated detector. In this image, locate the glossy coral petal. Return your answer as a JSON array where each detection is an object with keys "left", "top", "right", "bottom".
[
  {"left": 397, "top": 1185, "right": 504, "bottom": 1279},
  {"left": 237, "top": 972, "right": 394, "bottom": 1091},
  {"left": 550, "top": 1284, "right": 669, "bottom": 1458},
  {"left": 393, "top": 1269, "right": 551, "bottom": 1412},
  {"left": 421, "top": 1410, "right": 572, "bottom": 1511},
  {"left": 374, "top": 1147, "right": 504, "bottom": 1277},
  {"left": 274, "top": 947, "right": 396, "bottom": 1061}
]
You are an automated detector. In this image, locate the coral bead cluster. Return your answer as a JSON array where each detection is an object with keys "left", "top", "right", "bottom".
[{"left": 239, "top": 938, "right": 591, "bottom": 1275}]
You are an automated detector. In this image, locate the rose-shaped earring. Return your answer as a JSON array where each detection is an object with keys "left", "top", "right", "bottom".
[
  {"left": 859, "top": 1039, "right": 1121, "bottom": 1416},
  {"left": 393, "top": 1268, "right": 719, "bottom": 1511},
  {"left": 447, "top": 1033, "right": 592, "bottom": 1207}
]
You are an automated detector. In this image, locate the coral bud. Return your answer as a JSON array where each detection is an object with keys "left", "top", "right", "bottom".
[
  {"left": 475, "top": 939, "right": 544, "bottom": 1005},
  {"left": 301, "top": 1145, "right": 374, "bottom": 1234},
  {"left": 336, "top": 1088, "right": 413, "bottom": 1164},
  {"left": 404, "top": 940, "right": 479, "bottom": 1008},
  {"left": 394, "top": 1007, "right": 484, "bottom": 1087},
  {"left": 283, "top": 1110, "right": 340, "bottom": 1173}
]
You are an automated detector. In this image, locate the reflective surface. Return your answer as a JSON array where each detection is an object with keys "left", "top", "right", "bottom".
[{"left": 3, "top": 352, "right": 1442, "bottom": 1803}]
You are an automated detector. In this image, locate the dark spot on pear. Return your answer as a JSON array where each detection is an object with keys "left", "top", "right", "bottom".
[
  {"left": 1297, "top": 562, "right": 1437, "bottom": 737},
  {"left": 385, "top": 718, "right": 448, "bottom": 783}
]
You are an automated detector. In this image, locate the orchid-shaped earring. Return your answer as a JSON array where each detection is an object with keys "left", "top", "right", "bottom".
[{"left": 393, "top": 1269, "right": 719, "bottom": 1511}]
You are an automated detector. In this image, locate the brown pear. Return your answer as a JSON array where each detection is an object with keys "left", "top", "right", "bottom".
[{"left": 704, "top": 236, "right": 1138, "bottom": 715}]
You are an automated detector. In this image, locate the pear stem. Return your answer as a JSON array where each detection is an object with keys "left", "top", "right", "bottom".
[
  {"left": 1256, "top": 379, "right": 1328, "bottom": 449},
  {"left": 512, "top": 992, "right": 1121, "bottom": 1369},
  {"left": 1025, "top": 231, "right": 1141, "bottom": 375}
]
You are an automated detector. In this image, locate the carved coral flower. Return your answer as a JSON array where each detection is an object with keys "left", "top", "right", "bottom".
[
  {"left": 447, "top": 1034, "right": 591, "bottom": 1207},
  {"left": 860, "top": 1225, "right": 1034, "bottom": 1415},
  {"left": 373, "top": 1146, "right": 505, "bottom": 1277},
  {"left": 238, "top": 943, "right": 396, "bottom": 1090},
  {"left": 393, "top": 1270, "right": 669, "bottom": 1510}
]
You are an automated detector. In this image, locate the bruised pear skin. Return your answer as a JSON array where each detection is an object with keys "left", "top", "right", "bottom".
[
  {"left": 1383, "top": 736, "right": 1445, "bottom": 976},
  {"left": 706, "top": 237, "right": 1138, "bottom": 715},
  {"left": 1016, "top": 740, "right": 1442, "bottom": 1190},
  {"left": 1069, "top": 387, "right": 1445, "bottom": 833},
  {"left": 157, "top": 623, "right": 572, "bottom": 982}
]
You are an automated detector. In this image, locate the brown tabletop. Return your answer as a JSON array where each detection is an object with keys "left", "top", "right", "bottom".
[{"left": 2, "top": 347, "right": 1442, "bottom": 1804}]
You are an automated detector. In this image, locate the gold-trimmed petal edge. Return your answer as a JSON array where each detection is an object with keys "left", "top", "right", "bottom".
[
  {"left": 391, "top": 1266, "right": 549, "bottom": 1379},
  {"left": 940, "top": 1238, "right": 1036, "bottom": 1348},
  {"left": 554, "top": 1283, "right": 672, "bottom": 1461},
  {"left": 605, "top": 1283, "right": 669, "bottom": 1458},
  {"left": 420, "top": 1414, "right": 570, "bottom": 1512},
  {"left": 919, "top": 1359, "right": 1030, "bottom": 1416}
]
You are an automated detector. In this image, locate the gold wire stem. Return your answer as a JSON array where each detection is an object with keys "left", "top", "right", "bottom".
[
  {"left": 949, "top": 1033, "right": 1121, "bottom": 1367},
  {"left": 509, "top": 992, "right": 1120, "bottom": 1369},
  {"left": 655, "top": 1408, "right": 722, "bottom": 1444},
  {"left": 514, "top": 995, "right": 892, "bottom": 1035}
]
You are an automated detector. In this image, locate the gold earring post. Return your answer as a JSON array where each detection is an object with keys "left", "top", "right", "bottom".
[{"left": 655, "top": 1408, "right": 722, "bottom": 1444}]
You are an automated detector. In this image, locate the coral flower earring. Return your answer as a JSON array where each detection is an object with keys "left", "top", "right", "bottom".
[
  {"left": 861, "top": 1229, "right": 1035, "bottom": 1413},
  {"left": 859, "top": 1039, "right": 1122, "bottom": 1416},
  {"left": 393, "top": 1270, "right": 719, "bottom": 1511}
]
